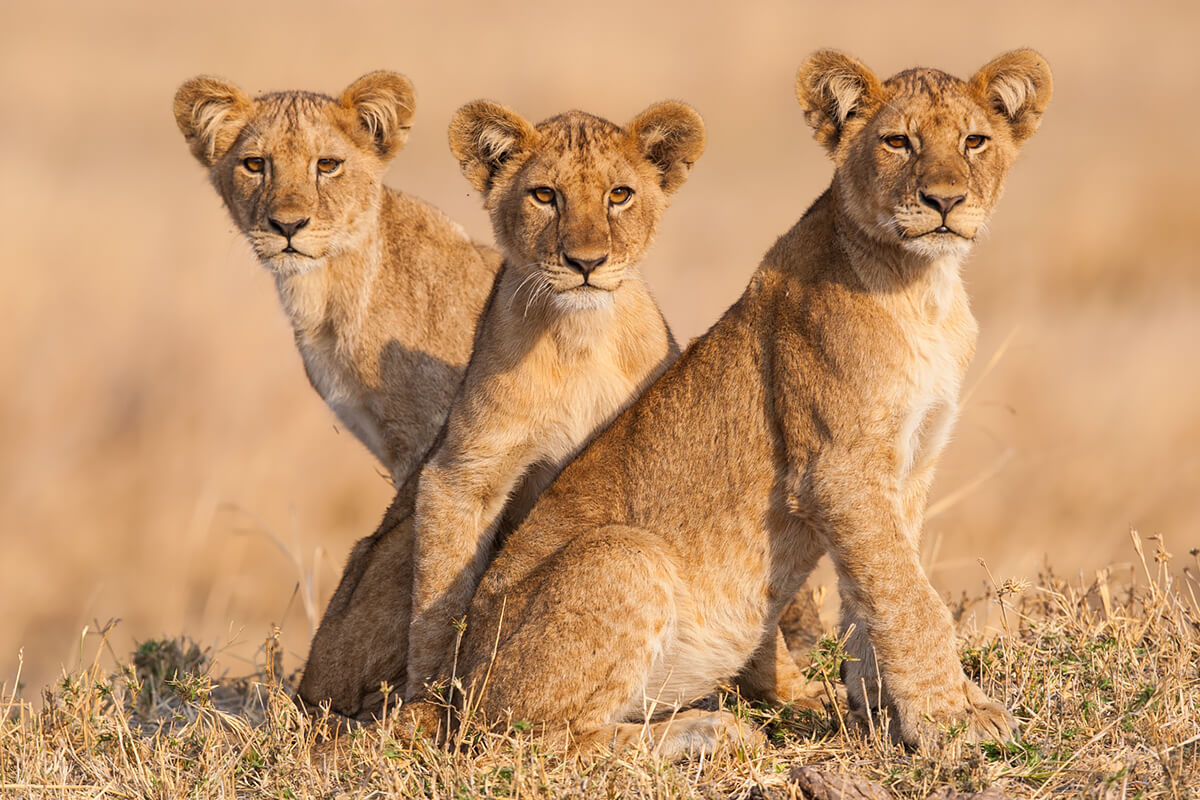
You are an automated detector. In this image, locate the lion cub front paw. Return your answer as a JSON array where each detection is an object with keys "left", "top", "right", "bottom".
[
  {"left": 655, "top": 709, "right": 766, "bottom": 760},
  {"left": 777, "top": 675, "right": 845, "bottom": 712},
  {"left": 956, "top": 684, "right": 1018, "bottom": 744},
  {"left": 903, "top": 680, "right": 1018, "bottom": 747}
]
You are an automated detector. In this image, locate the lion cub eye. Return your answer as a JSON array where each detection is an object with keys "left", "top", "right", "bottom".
[
  {"left": 317, "top": 158, "right": 342, "bottom": 174},
  {"left": 882, "top": 135, "right": 909, "bottom": 150},
  {"left": 964, "top": 134, "right": 988, "bottom": 151},
  {"left": 608, "top": 186, "right": 633, "bottom": 206},
  {"left": 242, "top": 157, "right": 265, "bottom": 173},
  {"left": 530, "top": 187, "right": 556, "bottom": 205}
]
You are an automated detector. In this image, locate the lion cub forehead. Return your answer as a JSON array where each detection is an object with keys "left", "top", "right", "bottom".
[
  {"left": 878, "top": 69, "right": 989, "bottom": 129},
  {"left": 252, "top": 91, "right": 338, "bottom": 123},
  {"left": 241, "top": 92, "right": 356, "bottom": 150},
  {"left": 534, "top": 110, "right": 624, "bottom": 145},
  {"left": 522, "top": 110, "right": 643, "bottom": 181},
  {"left": 882, "top": 68, "right": 980, "bottom": 112}
]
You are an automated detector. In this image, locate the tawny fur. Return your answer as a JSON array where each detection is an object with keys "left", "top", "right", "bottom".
[
  {"left": 296, "top": 101, "right": 825, "bottom": 720},
  {"left": 401, "top": 50, "right": 1052, "bottom": 756},
  {"left": 174, "top": 72, "right": 502, "bottom": 486}
]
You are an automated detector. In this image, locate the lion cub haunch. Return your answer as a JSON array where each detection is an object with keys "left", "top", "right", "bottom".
[
  {"left": 424, "top": 50, "right": 1050, "bottom": 756},
  {"left": 173, "top": 73, "right": 502, "bottom": 487},
  {"left": 296, "top": 100, "right": 705, "bottom": 719}
]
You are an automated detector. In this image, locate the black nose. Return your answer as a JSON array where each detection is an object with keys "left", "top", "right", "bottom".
[
  {"left": 269, "top": 217, "right": 310, "bottom": 239},
  {"left": 918, "top": 192, "right": 966, "bottom": 218},
  {"left": 563, "top": 253, "right": 608, "bottom": 276}
]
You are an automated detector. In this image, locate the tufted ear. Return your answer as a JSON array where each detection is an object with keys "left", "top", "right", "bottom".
[
  {"left": 795, "top": 50, "right": 884, "bottom": 156},
  {"left": 448, "top": 101, "right": 539, "bottom": 194},
  {"left": 339, "top": 71, "right": 416, "bottom": 160},
  {"left": 626, "top": 102, "right": 706, "bottom": 195},
  {"left": 174, "top": 77, "right": 252, "bottom": 167},
  {"left": 968, "top": 49, "right": 1053, "bottom": 145}
]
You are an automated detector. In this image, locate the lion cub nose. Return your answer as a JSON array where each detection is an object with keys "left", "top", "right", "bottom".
[
  {"left": 268, "top": 217, "right": 310, "bottom": 239},
  {"left": 563, "top": 253, "right": 608, "bottom": 277},
  {"left": 918, "top": 192, "right": 966, "bottom": 218}
]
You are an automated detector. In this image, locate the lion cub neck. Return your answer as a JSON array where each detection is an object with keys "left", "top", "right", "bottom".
[{"left": 829, "top": 185, "right": 970, "bottom": 327}]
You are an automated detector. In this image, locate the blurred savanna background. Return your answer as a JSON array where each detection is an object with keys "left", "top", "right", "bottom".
[{"left": 1, "top": 0, "right": 1197, "bottom": 698}]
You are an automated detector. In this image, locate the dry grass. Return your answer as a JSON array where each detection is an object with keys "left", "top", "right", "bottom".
[{"left": 3, "top": 533, "right": 1195, "bottom": 799}]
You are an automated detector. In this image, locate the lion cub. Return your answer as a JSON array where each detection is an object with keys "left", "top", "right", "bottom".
[
  {"left": 403, "top": 50, "right": 1052, "bottom": 757},
  {"left": 297, "top": 100, "right": 705, "bottom": 718},
  {"left": 174, "top": 73, "right": 501, "bottom": 486}
]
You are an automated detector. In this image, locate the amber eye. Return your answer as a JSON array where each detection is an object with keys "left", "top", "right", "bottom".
[
  {"left": 883, "top": 134, "right": 909, "bottom": 150},
  {"left": 242, "top": 157, "right": 265, "bottom": 173},
  {"left": 608, "top": 186, "right": 633, "bottom": 206},
  {"left": 964, "top": 134, "right": 988, "bottom": 150},
  {"left": 317, "top": 158, "right": 342, "bottom": 174},
  {"left": 531, "top": 187, "right": 556, "bottom": 205}
]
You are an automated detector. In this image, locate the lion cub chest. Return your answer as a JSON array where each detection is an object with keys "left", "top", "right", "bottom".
[
  {"left": 529, "top": 323, "right": 649, "bottom": 464},
  {"left": 297, "top": 328, "right": 388, "bottom": 465},
  {"left": 890, "top": 267, "right": 977, "bottom": 482}
]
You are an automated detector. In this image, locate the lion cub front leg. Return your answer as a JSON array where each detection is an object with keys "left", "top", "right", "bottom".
[
  {"left": 406, "top": 445, "right": 528, "bottom": 699},
  {"left": 838, "top": 585, "right": 885, "bottom": 728},
  {"left": 828, "top": 493, "right": 1016, "bottom": 746}
]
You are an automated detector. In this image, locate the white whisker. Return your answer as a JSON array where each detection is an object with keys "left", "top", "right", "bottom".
[
  {"left": 525, "top": 274, "right": 553, "bottom": 318},
  {"left": 506, "top": 267, "right": 544, "bottom": 312}
]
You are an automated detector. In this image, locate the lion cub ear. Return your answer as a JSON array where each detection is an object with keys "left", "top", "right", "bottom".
[
  {"left": 795, "top": 50, "right": 883, "bottom": 157},
  {"left": 339, "top": 72, "right": 416, "bottom": 161},
  {"left": 174, "top": 77, "right": 252, "bottom": 167},
  {"left": 448, "top": 101, "right": 539, "bottom": 194},
  {"left": 968, "top": 50, "right": 1053, "bottom": 145},
  {"left": 627, "top": 102, "right": 706, "bottom": 195}
]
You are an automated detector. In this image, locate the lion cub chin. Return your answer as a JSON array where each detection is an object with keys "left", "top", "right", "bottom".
[
  {"left": 297, "top": 100, "right": 705, "bottom": 719},
  {"left": 174, "top": 73, "right": 502, "bottom": 487},
  {"left": 410, "top": 49, "right": 1051, "bottom": 757}
]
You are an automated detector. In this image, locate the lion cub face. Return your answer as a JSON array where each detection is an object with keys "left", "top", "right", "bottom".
[
  {"left": 174, "top": 73, "right": 416, "bottom": 276},
  {"left": 449, "top": 102, "right": 705, "bottom": 312},
  {"left": 797, "top": 50, "right": 1052, "bottom": 260}
]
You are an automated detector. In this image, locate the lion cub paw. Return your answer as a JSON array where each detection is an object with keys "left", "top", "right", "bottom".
[
  {"left": 654, "top": 709, "right": 766, "bottom": 760},
  {"left": 955, "top": 685, "right": 1019, "bottom": 745},
  {"left": 903, "top": 681, "right": 1018, "bottom": 748},
  {"left": 777, "top": 676, "right": 845, "bottom": 712}
]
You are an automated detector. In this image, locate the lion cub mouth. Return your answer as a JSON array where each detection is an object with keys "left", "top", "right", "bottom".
[
  {"left": 264, "top": 248, "right": 322, "bottom": 276},
  {"left": 919, "top": 225, "right": 967, "bottom": 238},
  {"left": 553, "top": 284, "right": 616, "bottom": 312}
]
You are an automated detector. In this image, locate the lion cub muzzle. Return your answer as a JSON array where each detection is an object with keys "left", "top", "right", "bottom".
[
  {"left": 917, "top": 191, "right": 964, "bottom": 231},
  {"left": 562, "top": 251, "right": 608, "bottom": 278},
  {"left": 268, "top": 215, "right": 311, "bottom": 251},
  {"left": 910, "top": 154, "right": 972, "bottom": 238}
]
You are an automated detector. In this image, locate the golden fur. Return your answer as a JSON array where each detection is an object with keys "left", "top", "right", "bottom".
[
  {"left": 396, "top": 50, "right": 1052, "bottom": 757},
  {"left": 297, "top": 101, "right": 710, "bottom": 718},
  {"left": 173, "top": 72, "right": 502, "bottom": 486}
]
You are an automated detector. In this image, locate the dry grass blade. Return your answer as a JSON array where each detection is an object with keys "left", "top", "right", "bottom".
[
  {"left": 958, "top": 326, "right": 1020, "bottom": 411},
  {"left": 926, "top": 449, "right": 1014, "bottom": 521}
]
